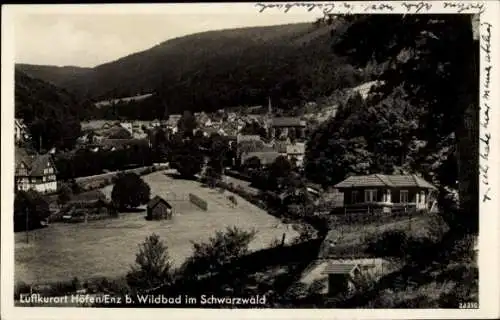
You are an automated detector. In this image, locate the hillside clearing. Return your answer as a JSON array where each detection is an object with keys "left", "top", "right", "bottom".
[{"left": 15, "top": 171, "right": 299, "bottom": 285}]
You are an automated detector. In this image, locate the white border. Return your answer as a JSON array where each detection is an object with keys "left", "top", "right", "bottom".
[{"left": 2, "top": 2, "right": 499, "bottom": 319}]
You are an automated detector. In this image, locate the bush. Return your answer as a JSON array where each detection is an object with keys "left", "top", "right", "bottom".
[
  {"left": 14, "top": 190, "right": 51, "bottom": 232},
  {"left": 57, "top": 183, "right": 72, "bottom": 207},
  {"left": 49, "top": 277, "right": 81, "bottom": 296},
  {"left": 180, "top": 226, "right": 257, "bottom": 279},
  {"left": 14, "top": 281, "right": 32, "bottom": 300},
  {"left": 127, "top": 234, "right": 173, "bottom": 291},
  {"left": 365, "top": 230, "right": 409, "bottom": 258}
]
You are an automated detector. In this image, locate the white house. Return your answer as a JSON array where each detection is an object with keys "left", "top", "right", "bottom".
[
  {"left": 286, "top": 142, "right": 306, "bottom": 167},
  {"left": 15, "top": 148, "right": 58, "bottom": 194},
  {"left": 119, "top": 122, "right": 133, "bottom": 135},
  {"left": 15, "top": 119, "right": 29, "bottom": 143}
]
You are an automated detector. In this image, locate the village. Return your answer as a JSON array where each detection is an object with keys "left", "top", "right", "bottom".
[{"left": 13, "top": 79, "right": 451, "bottom": 306}]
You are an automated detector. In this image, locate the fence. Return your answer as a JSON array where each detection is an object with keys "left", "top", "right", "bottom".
[
  {"left": 326, "top": 205, "right": 423, "bottom": 225},
  {"left": 189, "top": 193, "right": 208, "bottom": 211}
]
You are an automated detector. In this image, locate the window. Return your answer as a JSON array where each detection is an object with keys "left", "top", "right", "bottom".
[
  {"left": 400, "top": 190, "right": 409, "bottom": 203},
  {"left": 364, "top": 189, "right": 377, "bottom": 202},
  {"left": 351, "top": 190, "right": 359, "bottom": 204}
]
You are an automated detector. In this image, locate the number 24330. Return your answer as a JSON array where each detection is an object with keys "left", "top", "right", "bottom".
[{"left": 459, "top": 302, "right": 479, "bottom": 309}]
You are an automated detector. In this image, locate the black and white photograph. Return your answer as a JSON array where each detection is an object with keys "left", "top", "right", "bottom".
[{"left": 1, "top": 2, "right": 499, "bottom": 319}]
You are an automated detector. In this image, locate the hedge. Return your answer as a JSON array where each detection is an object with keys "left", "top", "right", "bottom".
[{"left": 189, "top": 193, "right": 208, "bottom": 211}]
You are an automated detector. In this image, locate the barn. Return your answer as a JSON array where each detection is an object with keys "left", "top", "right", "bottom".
[{"left": 147, "top": 196, "right": 173, "bottom": 220}]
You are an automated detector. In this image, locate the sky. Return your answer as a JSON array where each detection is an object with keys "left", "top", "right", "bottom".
[{"left": 13, "top": 4, "right": 322, "bottom": 68}]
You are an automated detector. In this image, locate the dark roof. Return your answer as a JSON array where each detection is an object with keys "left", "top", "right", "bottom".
[
  {"left": 15, "top": 148, "right": 56, "bottom": 176},
  {"left": 29, "top": 154, "right": 54, "bottom": 176},
  {"left": 237, "top": 140, "right": 266, "bottom": 154},
  {"left": 334, "top": 174, "right": 436, "bottom": 190},
  {"left": 15, "top": 147, "right": 34, "bottom": 167},
  {"left": 271, "top": 117, "right": 306, "bottom": 127},
  {"left": 322, "top": 263, "right": 359, "bottom": 275},
  {"left": 147, "top": 196, "right": 172, "bottom": 210},
  {"left": 242, "top": 151, "right": 281, "bottom": 165},
  {"left": 99, "top": 138, "right": 148, "bottom": 148}
]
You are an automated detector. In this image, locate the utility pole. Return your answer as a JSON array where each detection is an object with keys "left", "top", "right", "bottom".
[{"left": 25, "top": 207, "right": 29, "bottom": 244}]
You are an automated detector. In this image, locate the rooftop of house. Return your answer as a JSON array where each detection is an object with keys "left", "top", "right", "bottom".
[
  {"left": 321, "top": 263, "right": 360, "bottom": 275},
  {"left": 271, "top": 117, "right": 306, "bottom": 127},
  {"left": 334, "top": 174, "right": 436, "bottom": 190},
  {"left": 242, "top": 151, "right": 281, "bottom": 165},
  {"left": 98, "top": 138, "right": 149, "bottom": 148},
  {"left": 147, "top": 195, "right": 172, "bottom": 209},
  {"left": 15, "top": 147, "right": 55, "bottom": 176},
  {"left": 15, "top": 118, "right": 27, "bottom": 127},
  {"left": 286, "top": 142, "right": 305, "bottom": 154},
  {"left": 237, "top": 134, "right": 262, "bottom": 142}
]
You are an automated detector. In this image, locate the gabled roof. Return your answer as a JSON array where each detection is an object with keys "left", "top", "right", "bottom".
[
  {"left": 237, "top": 135, "right": 261, "bottom": 143},
  {"left": 15, "top": 148, "right": 56, "bottom": 176},
  {"left": 322, "top": 263, "right": 360, "bottom": 275},
  {"left": 15, "top": 147, "right": 34, "bottom": 167},
  {"left": 30, "top": 154, "right": 55, "bottom": 176},
  {"left": 99, "top": 138, "right": 148, "bottom": 148},
  {"left": 334, "top": 174, "right": 436, "bottom": 190},
  {"left": 147, "top": 196, "right": 172, "bottom": 210},
  {"left": 242, "top": 151, "right": 281, "bottom": 165},
  {"left": 271, "top": 117, "right": 306, "bottom": 127}
]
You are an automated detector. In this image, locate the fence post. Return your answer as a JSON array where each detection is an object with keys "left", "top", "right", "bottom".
[{"left": 407, "top": 206, "right": 411, "bottom": 231}]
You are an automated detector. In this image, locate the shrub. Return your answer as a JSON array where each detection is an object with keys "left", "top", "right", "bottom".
[
  {"left": 365, "top": 230, "right": 409, "bottom": 258},
  {"left": 14, "top": 281, "right": 32, "bottom": 300},
  {"left": 48, "top": 277, "right": 81, "bottom": 296},
  {"left": 180, "top": 226, "right": 257, "bottom": 279},
  {"left": 126, "top": 234, "right": 173, "bottom": 292}
]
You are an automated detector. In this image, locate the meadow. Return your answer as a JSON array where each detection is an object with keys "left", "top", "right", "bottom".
[{"left": 15, "top": 171, "right": 299, "bottom": 285}]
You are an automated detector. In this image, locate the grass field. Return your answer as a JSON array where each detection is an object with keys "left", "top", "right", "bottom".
[{"left": 15, "top": 170, "right": 299, "bottom": 285}]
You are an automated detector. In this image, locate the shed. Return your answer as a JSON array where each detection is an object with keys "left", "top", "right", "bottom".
[
  {"left": 147, "top": 196, "right": 173, "bottom": 220},
  {"left": 321, "top": 263, "right": 362, "bottom": 296}
]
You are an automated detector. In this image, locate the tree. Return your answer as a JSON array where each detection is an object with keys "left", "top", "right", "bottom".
[
  {"left": 171, "top": 139, "right": 204, "bottom": 179},
  {"left": 268, "top": 156, "right": 293, "bottom": 190},
  {"left": 14, "top": 190, "right": 51, "bottom": 232},
  {"left": 203, "top": 166, "right": 221, "bottom": 188},
  {"left": 126, "top": 234, "right": 173, "bottom": 291},
  {"left": 152, "top": 128, "right": 169, "bottom": 162},
  {"left": 180, "top": 226, "right": 256, "bottom": 280},
  {"left": 111, "top": 172, "right": 151, "bottom": 210},
  {"left": 57, "top": 183, "right": 72, "bottom": 208},
  {"left": 178, "top": 111, "right": 197, "bottom": 137}
]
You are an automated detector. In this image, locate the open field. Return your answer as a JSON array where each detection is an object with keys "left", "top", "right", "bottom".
[{"left": 15, "top": 170, "right": 299, "bottom": 285}]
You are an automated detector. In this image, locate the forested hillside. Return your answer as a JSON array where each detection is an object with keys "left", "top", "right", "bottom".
[
  {"left": 15, "top": 70, "right": 94, "bottom": 151},
  {"left": 16, "top": 19, "right": 366, "bottom": 118}
]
